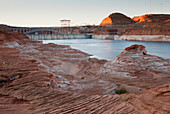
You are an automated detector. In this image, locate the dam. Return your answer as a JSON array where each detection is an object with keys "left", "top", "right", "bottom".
[
  {"left": 27, "top": 34, "right": 91, "bottom": 40},
  {"left": 0, "top": 25, "right": 92, "bottom": 40}
]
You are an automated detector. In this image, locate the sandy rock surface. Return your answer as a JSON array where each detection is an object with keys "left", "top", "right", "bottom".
[
  {"left": 100, "top": 44, "right": 170, "bottom": 92},
  {"left": 0, "top": 30, "right": 169, "bottom": 113}
]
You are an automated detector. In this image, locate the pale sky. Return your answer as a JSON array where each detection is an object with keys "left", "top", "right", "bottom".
[{"left": 0, "top": 0, "right": 170, "bottom": 27}]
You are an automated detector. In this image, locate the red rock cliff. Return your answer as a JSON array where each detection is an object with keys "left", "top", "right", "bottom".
[{"left": 132, "top": 14, "right": 170, "bottom": 23}]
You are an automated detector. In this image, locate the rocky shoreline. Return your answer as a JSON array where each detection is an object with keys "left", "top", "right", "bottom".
[
  {"left": 92, "top": 34, "right": 170, "bottom": 42},
  {"left": 95, "top": 13, "right": 170, "bottom": 42},
  {"left": 115, "top": 35, "right": 170, "bottom": 42},
  {"left": 0, "top": 29, "right": 170, "bottom": 113}
]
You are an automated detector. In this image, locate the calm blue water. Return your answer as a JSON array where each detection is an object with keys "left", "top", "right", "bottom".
[{"left": 42, "top": 39, "right": 170, "bottom": 60}]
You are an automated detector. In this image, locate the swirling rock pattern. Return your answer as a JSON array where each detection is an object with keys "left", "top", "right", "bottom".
[
  {"left": 0, "top": 30, "right": 169, "bottom": 113},
  {"left": 100, "top": 44, "right": 170, "bottom": 90}
]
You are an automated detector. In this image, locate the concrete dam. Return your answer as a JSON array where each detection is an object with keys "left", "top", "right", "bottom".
[
  {"left": 27, "top": 34, "right": 91, "bottom": 40},
  {"left": 1, "top": 25, "right": 92, "bottom": 40}
]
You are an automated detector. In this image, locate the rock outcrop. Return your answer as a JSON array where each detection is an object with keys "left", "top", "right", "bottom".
[
  {"left": 100, "top": 13, "right": 135, "bottom": 25},
  {"left": 98, "top": 13, "right": 170, "bottom": 40},
  {"left": 126, "top": 83, "right": 170, "bottom": 114},
  {"left": 132, "top": 14, "right": 170, "bottom": 23},
  {"left": 100, "top": 44, "right": 170, "bottom": 90},
  {"left": 100, "top": 17, "right": 113, "bottom": 25},
  {"left": 0, "top": 29, "right": 29, "bottom": 44},
  {"left": 100, "top": 13, "right": 170, "bottom": 25}
]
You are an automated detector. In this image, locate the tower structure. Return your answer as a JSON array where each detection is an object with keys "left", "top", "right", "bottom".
[{"left": 60, "top": 20, "right": 71, "bottom": 27}]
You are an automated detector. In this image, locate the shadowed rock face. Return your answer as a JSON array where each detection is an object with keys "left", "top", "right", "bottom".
[
  {"left": 0, "top": 29, "right": 29, "bottom": 45},
  {"left": 100, "top": 13, "right": 135, "bottom": 25},
  {"left": 0, "top": 30, "right": 170, "bottom": 113}
]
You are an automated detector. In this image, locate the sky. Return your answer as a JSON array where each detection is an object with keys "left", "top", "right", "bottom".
[{"left": 0, "top": 0, "right": 170, "bottom": 27}]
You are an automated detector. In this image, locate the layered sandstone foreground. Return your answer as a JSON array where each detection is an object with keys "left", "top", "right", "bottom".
[
  {"left": 0, "top": 29, "right": 170, "bottom": 113},
  {"left": 100, "top": 44, "right": 170, "bottom": 91}
]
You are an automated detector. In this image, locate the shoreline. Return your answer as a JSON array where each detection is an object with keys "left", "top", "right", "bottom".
[
  {"left": 42, "top": 38, "right": 170, "bottom": 60},
  {"left": 92, "top": 34, "right": 170, "bottom": 42}
]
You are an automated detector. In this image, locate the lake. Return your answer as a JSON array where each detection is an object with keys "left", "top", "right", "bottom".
[{"left": 42, "top": 39, "right": 170, "bottom": 60}]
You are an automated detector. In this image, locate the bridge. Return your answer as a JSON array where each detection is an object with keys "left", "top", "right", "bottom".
[{"left": 0, "top": 25, "right": 92, "bottom": 40}]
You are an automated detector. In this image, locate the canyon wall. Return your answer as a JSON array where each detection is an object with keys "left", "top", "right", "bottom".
[
  {"left": 96, "top": 13, "right": 170, "bottom": 41},
  {"left": 101, "top": 13, "right": 170, "bottom": 26},
  {"left": 132, "top": 14, "right": 170, "bottom": 23}
]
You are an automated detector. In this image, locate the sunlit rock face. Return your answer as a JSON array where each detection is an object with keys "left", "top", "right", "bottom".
[
  {"left": 132, "top": 14, "right": 170, "bottom": 23},
  {"left": 101, "top": 13, "right": 170, "bottom": 25},
  {"left": 100, "top": 17, "right": 112, "bottom": 25},
  {"left": 100, "top": 13, "right": 135, "bottom": 25},
  {"left": 165, "top": 19, "right": 170, "bottom": 22}
]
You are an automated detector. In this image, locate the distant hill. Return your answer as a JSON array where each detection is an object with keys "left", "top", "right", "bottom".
[
  {"left": 101, "top": 13, "right": 170, "bottom": 25},
  {"left": 132, "top": 14, "right": 170, "bottom": 23},
  {"left": 100, "top": 13, "right": 135, "bottom": 25}
]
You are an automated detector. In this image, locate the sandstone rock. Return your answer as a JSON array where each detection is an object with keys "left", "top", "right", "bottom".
[
  {"left": 133, "top": 14, "right": 170, "bottom": 23},
  {"left": 128, "top": 83, "right": 170, "bottom": 114},
  {"left": 0, "top": 29, "right": 118, "bottom": 95},
  {"left": 0, "top": 29, "right": 29, "bottom": 45},
  {"left": 0, "top": 30, "right": 169, "bottom": 113},
  {"left": 100, "top": 44, "right": 170, "bottom": 89},
  {"left": 99, "top": 13, "right": 170, "bottom": 37},
  {"left": 123, "top": 44, "right": 147, "bottom": 55},
  {"left": 100, "top": 13, "right": 135, "bottom": 25},
  {"left": 100, "top": 17, "right": 112, "bottom": 25}
]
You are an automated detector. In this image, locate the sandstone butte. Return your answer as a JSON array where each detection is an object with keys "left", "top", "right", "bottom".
[
  {"left": 100, "top": 13, "right": 135, "bottom": 25},
  {"left": 98, "top": 13, "right": 170, "bottom": 41},
  {"left": 132, "top": 14, "right": 170, "bottom": 23},
  {"left": 0, "top": 29, "right": 170, "bottom": 113},
  {"left": 100, "top": 13, "right": 170, "bottom": 25}
]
